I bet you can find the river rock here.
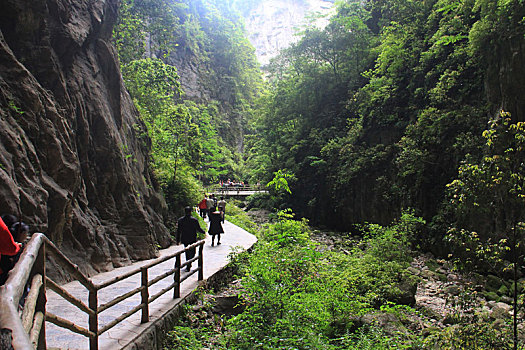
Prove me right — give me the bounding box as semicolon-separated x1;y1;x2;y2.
443;284;462;296
212;295;245;316
393;279;418;306
360;312;408;336
489;302;512;319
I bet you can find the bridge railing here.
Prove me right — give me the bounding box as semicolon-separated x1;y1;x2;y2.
0;234;205;350
206;185;267;193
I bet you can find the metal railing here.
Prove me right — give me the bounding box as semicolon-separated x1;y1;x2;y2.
206;185;268;194
0;234;205;350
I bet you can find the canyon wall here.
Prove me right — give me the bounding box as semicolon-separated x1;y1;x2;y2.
243;0;334;66
0;0;171;279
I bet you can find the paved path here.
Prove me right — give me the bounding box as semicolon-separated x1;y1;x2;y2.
45;220;257;350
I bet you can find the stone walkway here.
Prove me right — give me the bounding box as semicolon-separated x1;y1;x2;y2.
45;220;257;350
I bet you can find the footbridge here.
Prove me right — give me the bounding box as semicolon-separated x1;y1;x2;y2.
207;186;268;198
0;220;257;349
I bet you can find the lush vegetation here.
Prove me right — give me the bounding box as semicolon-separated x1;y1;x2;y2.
113;0;262;212
111;0;525;347
164;209;518;349
239;1;525;344
246;0;525;236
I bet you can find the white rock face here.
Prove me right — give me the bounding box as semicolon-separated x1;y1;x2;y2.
243;0;335;66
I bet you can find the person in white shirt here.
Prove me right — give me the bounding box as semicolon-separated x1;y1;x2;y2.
217;197;226;223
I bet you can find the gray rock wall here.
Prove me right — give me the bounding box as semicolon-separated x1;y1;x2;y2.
243;0;334;66
0;0;171;280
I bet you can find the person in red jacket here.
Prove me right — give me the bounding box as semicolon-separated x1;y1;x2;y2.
198;195;208;219
0;216;21;284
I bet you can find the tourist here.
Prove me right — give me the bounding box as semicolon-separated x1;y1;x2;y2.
175;207;204;272
217;196;227;223
208;207;224;246
205;194;215;220
198;195;208;219
0;215;26;285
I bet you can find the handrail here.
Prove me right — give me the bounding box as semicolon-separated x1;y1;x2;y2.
0;233;46;350
0;233;206;349
207;186;268;194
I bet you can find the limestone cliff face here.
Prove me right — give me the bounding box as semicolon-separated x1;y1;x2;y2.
243;0;334;66
0;0;171;280
485;36;525;122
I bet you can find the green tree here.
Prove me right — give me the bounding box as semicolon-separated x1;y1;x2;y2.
266;169;294;195
114;0;264;208
447;111;525;349
113;0;182;65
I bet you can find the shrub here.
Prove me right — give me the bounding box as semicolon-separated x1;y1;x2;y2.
225;204;259;235
165;209;427;349
223;210;423;348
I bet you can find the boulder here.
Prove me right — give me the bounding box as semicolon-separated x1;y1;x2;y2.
443;284;462;296
490;302;512;320
211;295;245;317
359;312;408;336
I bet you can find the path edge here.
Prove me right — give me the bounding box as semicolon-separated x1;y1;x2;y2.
121;245;253;350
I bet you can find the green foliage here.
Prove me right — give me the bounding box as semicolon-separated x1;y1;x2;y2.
165;209;453;348
173;0;263;159
425;319;515;349
336;212;421;307
226;214;355;348
163;302;228;350
164;166;202;211
342;325;421;350
266;169;294;195
447;112;525;269
113;0;146;65
244;0;505;234
121;58;204;207
8;100;25;116
446;111;525;348
468;0;525;64
114;0;263;209
122;58;181;118
220;211;423;348
224;204;259;235
113;0;182;65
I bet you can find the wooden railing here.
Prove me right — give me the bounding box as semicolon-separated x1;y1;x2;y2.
0;234;205;350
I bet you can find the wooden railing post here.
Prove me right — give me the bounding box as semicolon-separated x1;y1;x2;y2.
37;241;47;350
140;267;149;323
198;243;204;281
173;255;181;299
89;289;98;350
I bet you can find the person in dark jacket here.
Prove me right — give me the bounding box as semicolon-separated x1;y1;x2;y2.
208;207;224;246
176;207;204;271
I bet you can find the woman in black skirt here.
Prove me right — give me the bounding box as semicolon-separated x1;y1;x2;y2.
208;207;224;246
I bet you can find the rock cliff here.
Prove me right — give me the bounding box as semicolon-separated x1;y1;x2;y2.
0;0;171;280
243;0;334;66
